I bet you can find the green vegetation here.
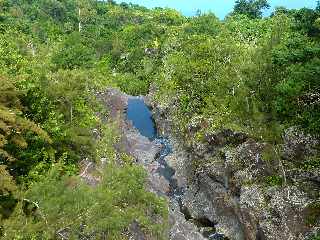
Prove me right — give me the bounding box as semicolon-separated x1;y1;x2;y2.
152;5;320;141
265;175;283;187
0;0;319;238
302;155;320;170
2;163;167;239
310;233;320;240
0;1;170;238
233;0;270;19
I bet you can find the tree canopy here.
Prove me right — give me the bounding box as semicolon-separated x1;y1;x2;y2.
233;0;270;18
0;0;319;239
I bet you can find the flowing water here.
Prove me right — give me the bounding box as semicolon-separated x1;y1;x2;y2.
126;97;181;196
126;97;225;240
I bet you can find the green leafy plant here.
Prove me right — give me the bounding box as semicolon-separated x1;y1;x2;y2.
2;163;168;239
265;175;283;187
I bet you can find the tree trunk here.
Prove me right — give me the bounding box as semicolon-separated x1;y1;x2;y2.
70;104;73;123
78;8;82;32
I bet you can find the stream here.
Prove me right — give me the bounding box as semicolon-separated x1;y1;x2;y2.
126;98;182;197
126;97;226;240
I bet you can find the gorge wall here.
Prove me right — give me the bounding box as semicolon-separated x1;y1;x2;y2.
146;89;320;240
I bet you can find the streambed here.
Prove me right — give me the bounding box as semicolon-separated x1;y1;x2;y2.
127;97;180;196
126;97;225;240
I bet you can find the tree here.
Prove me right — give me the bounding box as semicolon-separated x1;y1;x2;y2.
292;8;320;37
76;0;97;32
2;163;168;239
0;165;17;221
42;70;99;162
185;12;221;36
0;76;51;163
272;6;288;16
233;0;270;19
51;32;95;69
107;0;116;5
0;76;52;222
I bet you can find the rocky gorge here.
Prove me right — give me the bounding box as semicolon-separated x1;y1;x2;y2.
96;88;320;240
98;89;211;240
146;88;320;240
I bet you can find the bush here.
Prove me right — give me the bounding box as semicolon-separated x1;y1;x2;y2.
116;73;150;96
265;175;283;186
2;163;168;239
52;33;96;69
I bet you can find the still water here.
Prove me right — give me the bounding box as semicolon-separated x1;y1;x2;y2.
126;98;179;196
126;98;224;240
126;98;156;140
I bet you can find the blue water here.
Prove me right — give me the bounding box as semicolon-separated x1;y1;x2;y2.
126;98;224;238
126;98;182;196
127;98;157;140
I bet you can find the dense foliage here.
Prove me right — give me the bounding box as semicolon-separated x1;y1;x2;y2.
3;163;167;239
152;5;320;141
0;0;171;238
233;0;270;19
0;0;319;239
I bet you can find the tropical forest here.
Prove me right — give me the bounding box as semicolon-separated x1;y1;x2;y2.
0;0;319;239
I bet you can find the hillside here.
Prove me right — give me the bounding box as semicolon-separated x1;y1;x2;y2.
0;0;319;239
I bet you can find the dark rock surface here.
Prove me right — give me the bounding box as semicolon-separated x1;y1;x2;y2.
99;89;209;240
87;88;320;240
147;88;320;240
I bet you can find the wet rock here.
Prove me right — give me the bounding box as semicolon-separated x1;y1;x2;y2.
125;127;161;165
102;89;214;239
164;151;189;188
149;172;170;195
124;113;171;195
208;233;227;240
200;227;215;236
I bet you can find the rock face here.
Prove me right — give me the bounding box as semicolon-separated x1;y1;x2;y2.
147;90;320;240
126;124;170;195
169;200;207;240
99;89;211;240
283;127;319;161
98;89;169;195
96;89;320;240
